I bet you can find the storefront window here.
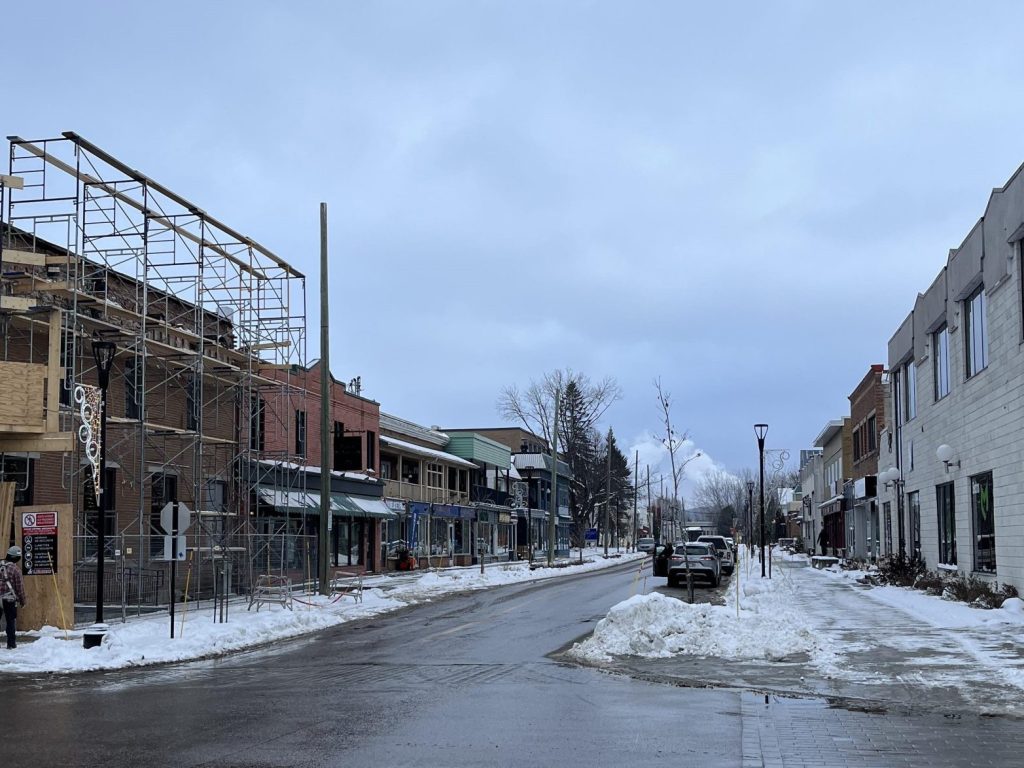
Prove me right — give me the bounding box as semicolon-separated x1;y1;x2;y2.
971;472;995;573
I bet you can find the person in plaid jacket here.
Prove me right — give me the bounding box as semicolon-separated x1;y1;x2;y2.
1;546;27;649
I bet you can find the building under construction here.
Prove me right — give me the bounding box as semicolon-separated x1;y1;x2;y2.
0;132;308;616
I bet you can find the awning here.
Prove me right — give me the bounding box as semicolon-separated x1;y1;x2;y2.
257;486;395;519
379;435;476;468
257;486;317;513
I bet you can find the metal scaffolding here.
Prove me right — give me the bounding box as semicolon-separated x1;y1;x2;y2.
1;132;308;615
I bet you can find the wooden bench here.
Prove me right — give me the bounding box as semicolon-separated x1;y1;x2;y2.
332;570;364;603
247;574;293;611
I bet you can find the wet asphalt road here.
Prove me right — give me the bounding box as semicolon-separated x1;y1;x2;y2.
7;559;1024;767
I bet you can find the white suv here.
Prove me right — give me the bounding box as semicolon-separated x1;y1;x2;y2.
696;535;734;575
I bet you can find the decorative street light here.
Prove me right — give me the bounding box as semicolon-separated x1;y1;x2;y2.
746;480;755;555
754;423;768;579
86;339;116;648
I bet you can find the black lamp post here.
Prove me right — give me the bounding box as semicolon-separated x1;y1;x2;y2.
525;467;534;564
754;424;768;579
746;480;754;555
85;339;116;649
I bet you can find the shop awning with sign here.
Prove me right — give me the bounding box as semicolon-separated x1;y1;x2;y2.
257;486;396;519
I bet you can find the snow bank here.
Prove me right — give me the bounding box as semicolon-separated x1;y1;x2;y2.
567;566;824;664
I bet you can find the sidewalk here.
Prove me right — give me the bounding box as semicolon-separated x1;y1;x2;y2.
569;548;1024;717
1;549;645;676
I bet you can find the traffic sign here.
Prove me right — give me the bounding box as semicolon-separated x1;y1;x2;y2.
162;534;187;562
159;501;191;535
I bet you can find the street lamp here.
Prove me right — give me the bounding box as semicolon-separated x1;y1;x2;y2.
746;480;754;555
524;467;534;564
754;423;768;578
85;339;116;649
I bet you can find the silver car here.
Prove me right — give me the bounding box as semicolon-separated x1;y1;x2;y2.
697;534;735;575
668;542;721;588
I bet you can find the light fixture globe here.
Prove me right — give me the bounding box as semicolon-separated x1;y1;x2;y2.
936;444;955;463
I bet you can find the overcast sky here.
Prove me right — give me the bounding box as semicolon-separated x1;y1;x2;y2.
6;1;1024;501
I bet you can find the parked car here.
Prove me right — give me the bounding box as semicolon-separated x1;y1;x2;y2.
697;535;735;575
668;542;721;587
637;537;656;553
725;537;736;552
776;537;797;552
653;542;686;576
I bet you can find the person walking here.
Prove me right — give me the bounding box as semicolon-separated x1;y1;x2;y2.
1;546;27;650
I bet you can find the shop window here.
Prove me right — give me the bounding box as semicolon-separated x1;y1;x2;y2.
936;482;956;566
971;472;995;573
907;490;921;561
965;286;988;377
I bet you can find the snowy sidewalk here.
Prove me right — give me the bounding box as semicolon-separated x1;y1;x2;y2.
568;549;1024;716
1;550;646;676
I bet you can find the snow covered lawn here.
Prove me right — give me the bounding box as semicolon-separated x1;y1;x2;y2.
1;551;645;676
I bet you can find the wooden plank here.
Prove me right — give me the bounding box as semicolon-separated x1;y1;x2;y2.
46;309;62;433
0;296;35;310
0;361;45;429
0;249;46;267
0;434;74;452
0;174;24;189
14;504;74;631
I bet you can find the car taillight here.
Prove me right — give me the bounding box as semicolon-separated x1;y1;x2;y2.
700;556;715;561
671;556;684;562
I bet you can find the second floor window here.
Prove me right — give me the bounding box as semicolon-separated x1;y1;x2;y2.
903;362;917;422
295;410;307;457
933;324;950;399
965;286;988;377
426;462;444;489
125;356;141;420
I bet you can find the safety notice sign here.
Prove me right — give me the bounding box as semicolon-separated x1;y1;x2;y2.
22;510;58;575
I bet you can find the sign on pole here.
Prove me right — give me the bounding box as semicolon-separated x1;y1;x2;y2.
163;534;187;562
159;501;191;537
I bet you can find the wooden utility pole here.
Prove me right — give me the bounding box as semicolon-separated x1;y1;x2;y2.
318;203;331;596
632;451;639;551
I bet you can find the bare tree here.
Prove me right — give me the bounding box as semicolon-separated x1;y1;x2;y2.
498;369;623;546
654;377;701;602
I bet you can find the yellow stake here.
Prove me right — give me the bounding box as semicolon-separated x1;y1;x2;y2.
46;552;69;640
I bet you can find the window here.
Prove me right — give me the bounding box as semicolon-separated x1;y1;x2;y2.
125;356;141;420
883;501;893;554
185;375;199;432
59;330;73;406
936;482;956;566
853;427;862;462
933;325;950;399
971;472;995;573
426;463;444;489
893;371;902;428
964;286;988;377
295;410;307;457
0;457;33;506
401;459;420;485
333;422;344;471
379;454;396;480
249;397;265;451
907;490;921;561
867;415;876;452
366;430;376;472
903;362;917;421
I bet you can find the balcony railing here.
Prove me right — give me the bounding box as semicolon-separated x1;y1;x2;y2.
383;479;469;505
470;485;511;507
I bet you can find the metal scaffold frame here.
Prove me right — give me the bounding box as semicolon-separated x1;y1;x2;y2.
1;132;308;616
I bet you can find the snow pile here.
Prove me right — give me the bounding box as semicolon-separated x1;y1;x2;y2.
567;569;821;664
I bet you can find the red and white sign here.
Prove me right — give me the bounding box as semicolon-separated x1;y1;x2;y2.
22;511;57;534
